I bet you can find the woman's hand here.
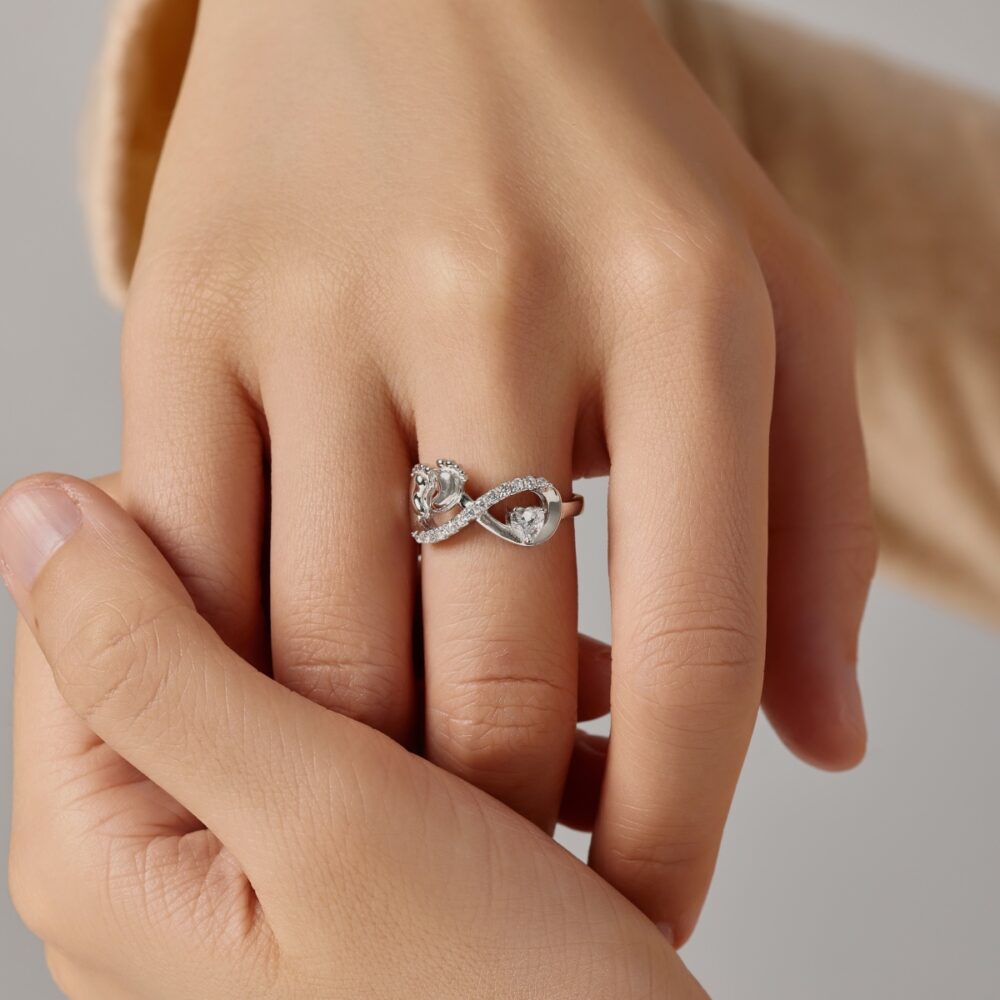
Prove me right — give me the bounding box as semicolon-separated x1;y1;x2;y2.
3;474;705;999
121;0;876;941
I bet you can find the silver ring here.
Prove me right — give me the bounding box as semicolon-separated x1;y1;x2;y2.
410;459;584;547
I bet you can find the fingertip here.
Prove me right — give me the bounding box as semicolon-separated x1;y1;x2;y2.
655;922;675;946
777;725;867;772
589;817;717;953
661;887;709;949
577;634;612;722
89;471;124;506
651;900;704;950
558;730;608;831
0;475;85;605
765;670;868;772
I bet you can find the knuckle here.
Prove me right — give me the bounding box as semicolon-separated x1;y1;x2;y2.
403;222;582;387
276;605;408;729
429;636;574;777
604;211;759;307
431;697;564;782
406;215;534;312
125;252;255;352
621;570;764;720
604;833;706;882
598;807;715;889
604;225;775;385
122;230;275;384
684;258;774;357
53;595;192;728
128;836;254;943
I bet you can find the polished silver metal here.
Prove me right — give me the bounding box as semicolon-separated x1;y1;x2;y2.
411;458;583;547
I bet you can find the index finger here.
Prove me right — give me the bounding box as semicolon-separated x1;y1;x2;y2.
589;273;773;944
0;474;345;891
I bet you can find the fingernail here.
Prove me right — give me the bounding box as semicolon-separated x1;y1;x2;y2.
656;922;675;946
0;483;82;591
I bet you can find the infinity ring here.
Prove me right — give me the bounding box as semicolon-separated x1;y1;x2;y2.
410;459;584;547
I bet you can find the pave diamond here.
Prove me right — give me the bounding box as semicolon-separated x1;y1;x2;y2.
412;475;551;544
507;506;546;544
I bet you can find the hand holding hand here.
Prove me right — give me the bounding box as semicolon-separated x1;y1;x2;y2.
3;475;706;999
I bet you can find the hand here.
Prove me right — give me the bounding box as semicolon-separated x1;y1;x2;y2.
2;474;706;999
120;0;876;941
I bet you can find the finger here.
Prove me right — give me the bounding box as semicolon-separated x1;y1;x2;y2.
15;594;259;974
577;634;611;722
265;364;415;741
8;473;207;957
121;310;265;663
553;636;613;832
762;244;877;769
590;269;774;944
558;731;608;832
418;391;579;831
12;582;199;846
0;474;343;887
11;473;197;850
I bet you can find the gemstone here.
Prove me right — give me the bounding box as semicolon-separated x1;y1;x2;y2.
508;505;546;544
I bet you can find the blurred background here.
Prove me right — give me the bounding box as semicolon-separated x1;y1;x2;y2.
2;2;998;997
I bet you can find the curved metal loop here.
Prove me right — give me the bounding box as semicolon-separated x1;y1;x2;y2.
410;459;580;547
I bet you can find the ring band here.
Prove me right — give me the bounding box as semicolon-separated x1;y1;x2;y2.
411;459;584;547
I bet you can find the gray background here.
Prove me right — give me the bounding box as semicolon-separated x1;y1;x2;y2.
1;2;998;997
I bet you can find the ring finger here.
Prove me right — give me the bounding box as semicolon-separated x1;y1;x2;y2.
417;383;580;831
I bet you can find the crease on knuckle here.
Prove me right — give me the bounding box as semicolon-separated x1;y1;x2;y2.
601;805;715;880
431;697;564;776
620;569;764;718
53;597;192;729
429;636;574;773
121;834;261;946
603;836;706;882
276;604;405;719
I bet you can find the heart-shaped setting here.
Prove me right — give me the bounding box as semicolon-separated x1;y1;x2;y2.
507;505;547;544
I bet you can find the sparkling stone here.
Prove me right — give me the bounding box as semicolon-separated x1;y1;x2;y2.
508;505;546;544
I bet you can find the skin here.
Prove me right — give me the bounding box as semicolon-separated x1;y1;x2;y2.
3;475;707;999
118;0;876;943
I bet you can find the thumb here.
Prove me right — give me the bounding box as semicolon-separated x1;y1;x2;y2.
0;474;339;874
